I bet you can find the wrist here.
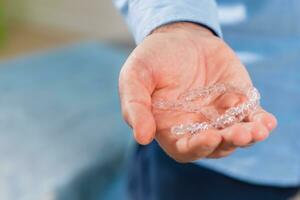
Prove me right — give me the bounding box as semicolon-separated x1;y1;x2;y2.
151;22;215;37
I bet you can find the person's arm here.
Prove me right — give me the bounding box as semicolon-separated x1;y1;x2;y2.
113;0;222;43
114;1;277;162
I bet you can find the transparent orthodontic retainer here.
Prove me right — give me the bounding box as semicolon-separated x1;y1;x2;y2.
153;83;260;135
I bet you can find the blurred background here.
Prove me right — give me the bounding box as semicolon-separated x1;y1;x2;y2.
0;0;133;59
0;1;134;200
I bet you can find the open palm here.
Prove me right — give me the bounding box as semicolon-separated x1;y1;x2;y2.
119;23;277;162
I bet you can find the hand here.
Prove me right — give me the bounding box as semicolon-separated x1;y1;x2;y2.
119;22;277;162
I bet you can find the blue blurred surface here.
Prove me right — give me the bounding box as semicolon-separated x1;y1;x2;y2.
0;42;131;200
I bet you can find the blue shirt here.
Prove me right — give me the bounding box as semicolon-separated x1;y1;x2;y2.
114;0;300;187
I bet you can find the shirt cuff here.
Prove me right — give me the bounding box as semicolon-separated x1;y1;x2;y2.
126;0;222;44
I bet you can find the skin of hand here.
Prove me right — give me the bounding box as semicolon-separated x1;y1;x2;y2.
119;22;277;163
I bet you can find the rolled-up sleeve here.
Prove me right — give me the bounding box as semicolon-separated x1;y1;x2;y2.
113;0;222;44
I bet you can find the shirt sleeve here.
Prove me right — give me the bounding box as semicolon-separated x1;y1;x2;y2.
113;0;222;44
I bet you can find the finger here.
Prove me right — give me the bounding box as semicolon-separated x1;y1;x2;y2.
175;130;222;162
219;121;269;148
245;108;277;132
208;121;269;157
119;58;156;145
248;121;270;142
220;123;252;147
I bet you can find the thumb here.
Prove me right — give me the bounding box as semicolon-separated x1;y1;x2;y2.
119;58;156;145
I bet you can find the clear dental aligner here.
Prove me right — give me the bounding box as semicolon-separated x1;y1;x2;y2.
153;83;227;119
152;83;260;135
